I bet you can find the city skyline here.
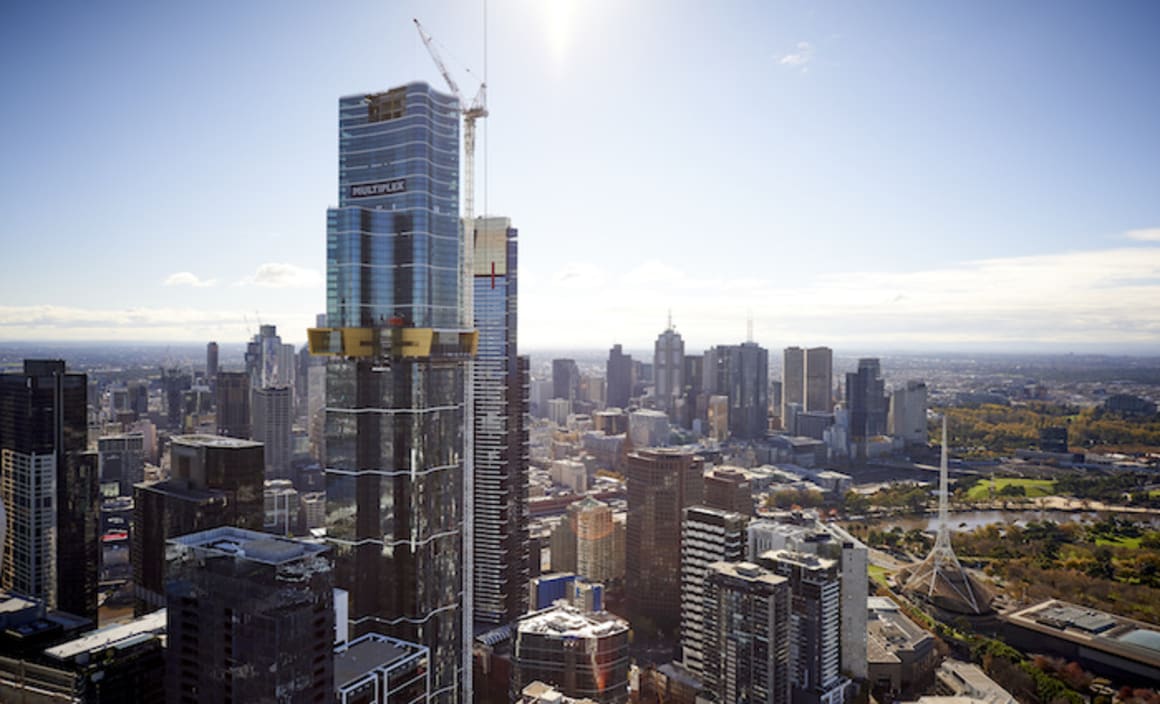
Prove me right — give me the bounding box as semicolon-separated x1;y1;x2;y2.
2;1;1160;352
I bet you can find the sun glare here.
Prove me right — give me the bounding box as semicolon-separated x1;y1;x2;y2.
544;0;576;67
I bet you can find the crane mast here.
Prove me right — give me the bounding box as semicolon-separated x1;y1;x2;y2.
413;18;488;323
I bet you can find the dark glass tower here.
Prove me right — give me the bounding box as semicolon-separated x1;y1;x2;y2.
314;82;469;702
0;360;98;622
704;342;769;440
472;216;529;626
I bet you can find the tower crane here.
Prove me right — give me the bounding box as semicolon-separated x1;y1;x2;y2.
414;18;487;327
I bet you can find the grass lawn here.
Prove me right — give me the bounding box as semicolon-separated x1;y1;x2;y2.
966;477;1056;501
1094;535;1142;549
868;564;892;588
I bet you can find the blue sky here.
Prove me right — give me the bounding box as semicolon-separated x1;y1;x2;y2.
2;1;1159;352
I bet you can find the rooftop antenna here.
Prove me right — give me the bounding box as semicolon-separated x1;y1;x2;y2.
667;309;673;332
746;310;754;343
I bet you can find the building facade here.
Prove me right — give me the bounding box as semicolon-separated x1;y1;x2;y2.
680;506;749;678
704;342;769;440
214;370;251;439
315;82;469;702
888;380;928;445
252;385;292;480
0;360;98;621
782;347;804;421
847;359;887;454
804;347;833;413
165;527;334;704
472;216;529;627
626;449;705;637
513;604;630;704
702;561;791;704
606;345;633;410
654;323;685;421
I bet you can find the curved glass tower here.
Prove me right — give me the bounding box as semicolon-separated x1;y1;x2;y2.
317;82;469;702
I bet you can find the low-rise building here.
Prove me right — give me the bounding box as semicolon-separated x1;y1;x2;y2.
866;596;937;697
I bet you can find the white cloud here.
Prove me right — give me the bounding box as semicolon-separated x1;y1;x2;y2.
240;263;323;289
0;304;312;343
519;238;1160;350
163;271;216;288
1126;228;1160;242
779;41;813;68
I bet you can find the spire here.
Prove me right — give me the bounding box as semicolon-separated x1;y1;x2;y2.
902;414;987;613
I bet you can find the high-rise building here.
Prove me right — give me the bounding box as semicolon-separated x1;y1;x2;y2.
252;385;292;480
214;370;251;439
760;550;844;704
704;342;769;440
703;467;754;516
839;540;869;680
132;434;264;612
702;561;791;704
311;82;469;702
552;359;581;404
846;358;887;451
626;449;704;637
160;367;192;431
680;506;749;678
165;526;334;704
572;496;616;583
782;347;804;421
606;346;633;410
804;347;833;413
654;321;685;420
205;341;219;381
0;360;98;621
98;432;145;497
888;380;928;445
472;215;529;627
513;603;630;704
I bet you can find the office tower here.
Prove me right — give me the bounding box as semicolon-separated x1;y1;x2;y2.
98;432;145;497
0;360;98;621
160;367;192;431
702;562;791;704
165;527;334;704
214;370;251;438
680;506;749;678
132;434;264;611
683;353;704;427
839;541;868;680
761;550;844;704
704;342;769;440
626;448;704;637
888;380;928;445
312;81;469;702
126;381;149;419
264;478;299;535
245;324;294;389
606;345;633;409
782;347;804;420
804;347;833;413
706;394;729;441
846;358;887;450
472;215;530;627
552;359;581;404
252;385;292;479
205;341;219;381
572;496;616;583
335;632;432;703
654;321;684;420
704;467;754;515
513;603;631;704
629;408;670;448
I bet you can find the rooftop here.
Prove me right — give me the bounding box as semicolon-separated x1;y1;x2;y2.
334;632;425;687
168;526;328;565
44;609;167;661
517;603;628;640
171;434;262;449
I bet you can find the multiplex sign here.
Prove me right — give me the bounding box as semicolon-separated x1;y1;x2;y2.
349;178;407;199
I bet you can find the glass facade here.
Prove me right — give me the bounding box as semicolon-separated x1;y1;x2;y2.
323;82;467;703
471;217;529;625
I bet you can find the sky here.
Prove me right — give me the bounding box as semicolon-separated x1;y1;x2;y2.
2;1;1159;354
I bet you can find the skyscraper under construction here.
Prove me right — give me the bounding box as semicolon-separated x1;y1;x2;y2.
310;81;472;702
